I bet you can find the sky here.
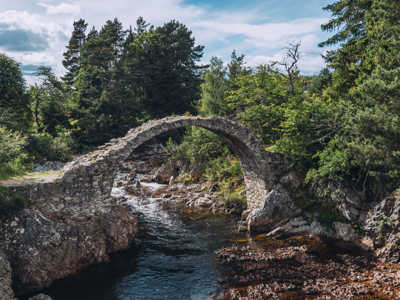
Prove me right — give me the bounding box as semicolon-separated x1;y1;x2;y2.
0;0;334;85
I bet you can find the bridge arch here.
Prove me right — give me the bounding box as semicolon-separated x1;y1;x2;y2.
61;116;282;210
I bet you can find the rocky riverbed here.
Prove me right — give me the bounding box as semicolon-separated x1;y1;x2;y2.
215;235;400;299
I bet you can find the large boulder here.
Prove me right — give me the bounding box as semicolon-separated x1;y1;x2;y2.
247;185;301;233
364;189;400;258
0;250;16;300
2;206;137;296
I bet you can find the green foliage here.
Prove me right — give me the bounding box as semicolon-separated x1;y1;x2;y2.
0;127;28;179
307;68;332;96
0;53;31;131
123;20;205;118
310;0;400;197
170;124;245;206
225;65;288;144
29;66;69;136
204;156;243;185
174;127;229;164
204;156;246;210
198;57;228;116
62;19;88;86
319;0;373;96
62;17;205;148
26;131;73;163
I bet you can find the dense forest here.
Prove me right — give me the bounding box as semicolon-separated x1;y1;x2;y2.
1;0;400;209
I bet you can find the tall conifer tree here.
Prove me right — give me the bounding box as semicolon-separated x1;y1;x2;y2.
62;19;88;86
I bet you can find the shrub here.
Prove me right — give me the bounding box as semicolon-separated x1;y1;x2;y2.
26;130;73;163
0;126;28;179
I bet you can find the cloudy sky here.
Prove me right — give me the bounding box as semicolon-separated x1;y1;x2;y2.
0;0;333;84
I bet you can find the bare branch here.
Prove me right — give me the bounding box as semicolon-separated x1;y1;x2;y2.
274;42;301;96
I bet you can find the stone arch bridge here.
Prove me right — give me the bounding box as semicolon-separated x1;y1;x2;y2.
4;116;289;212
61;116;288;210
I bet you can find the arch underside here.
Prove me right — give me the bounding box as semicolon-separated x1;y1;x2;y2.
61;116;272;210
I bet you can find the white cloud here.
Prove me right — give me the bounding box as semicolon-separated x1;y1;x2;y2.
0;0;329;84
0;9;73;80
38;2;80;15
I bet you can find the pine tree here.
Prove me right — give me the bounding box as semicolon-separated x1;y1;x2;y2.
227;50;248;84
124;20;205;118
199;57;228;116
62;19;88;86
310;0;400;197
134;16;149;35
30;66;68;136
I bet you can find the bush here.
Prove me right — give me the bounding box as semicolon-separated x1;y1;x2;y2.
0;126;28;179
174;127;229;164
26;130;73;163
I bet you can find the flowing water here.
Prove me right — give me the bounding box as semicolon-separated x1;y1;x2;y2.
44;177;243;300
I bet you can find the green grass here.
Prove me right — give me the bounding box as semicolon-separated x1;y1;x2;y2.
0;160;30;180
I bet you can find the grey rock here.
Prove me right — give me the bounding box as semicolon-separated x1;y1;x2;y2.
364;190;400;251
266;218;334;238
195;197;214;208
2;206;138;296
32;161;64;173
328;185;364;222
153;161;179;184
280;171;303;190
333;222;358;242
377;231;400;263
0;250;16;300
29;294;53;300
247;185;301;233
309;220;334;237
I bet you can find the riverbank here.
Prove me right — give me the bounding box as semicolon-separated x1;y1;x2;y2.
215;235;400;299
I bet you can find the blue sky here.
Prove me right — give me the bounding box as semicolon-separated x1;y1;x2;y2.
0;0;334;84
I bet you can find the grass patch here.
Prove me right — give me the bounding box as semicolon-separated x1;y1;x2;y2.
0;160;30;180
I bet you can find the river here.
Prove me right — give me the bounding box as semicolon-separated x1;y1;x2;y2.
43;179;244;300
